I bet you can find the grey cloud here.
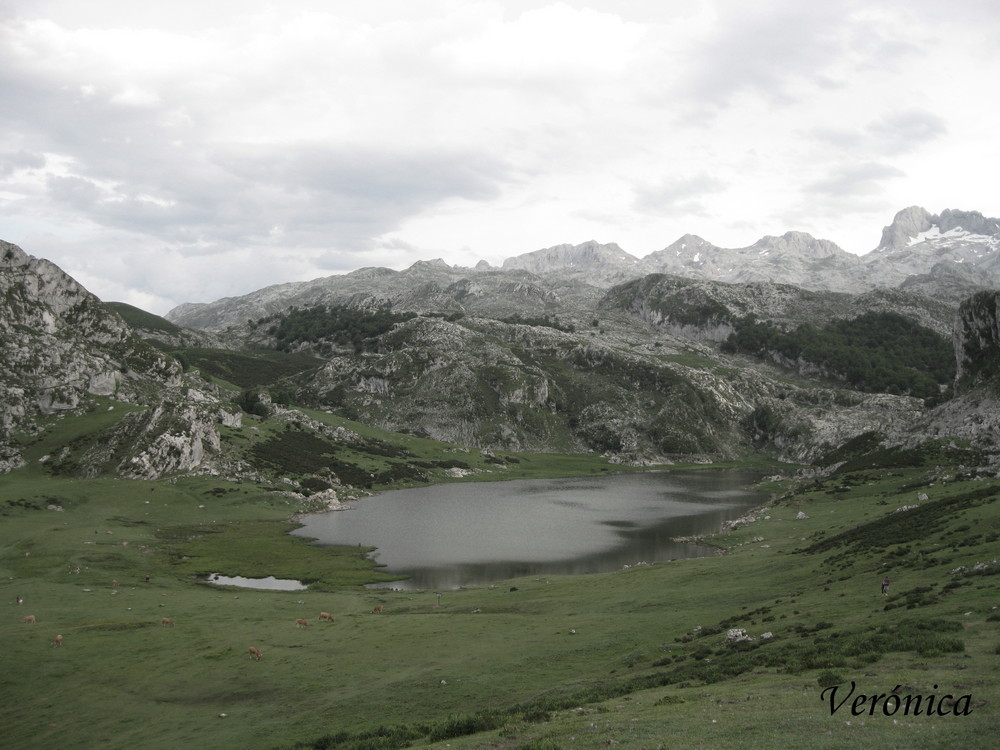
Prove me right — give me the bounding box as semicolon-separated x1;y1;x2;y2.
208;143;508;248
36;141;508;256
0;150;46;176
675;1;862;108
867;110;947;154
632;173;726;216
812;109;947;157
806;162;905;197
217;144;503;204
3;39;509;253
878;0;1000;23
46;174;102;207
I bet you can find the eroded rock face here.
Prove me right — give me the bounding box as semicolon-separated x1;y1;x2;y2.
77;402;237;480
0;241;183;469
954;290;1000;391
877;206;936;251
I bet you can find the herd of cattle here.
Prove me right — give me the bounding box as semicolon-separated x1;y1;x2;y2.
16;584;387;659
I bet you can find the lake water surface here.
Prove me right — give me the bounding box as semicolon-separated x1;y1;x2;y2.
292;469;766;590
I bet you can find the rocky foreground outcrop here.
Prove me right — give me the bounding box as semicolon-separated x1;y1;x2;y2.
0;241;185;471
72;401;240;480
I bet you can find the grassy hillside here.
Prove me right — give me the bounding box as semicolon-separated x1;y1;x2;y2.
2;422;998;748
105;301;185;335
171;347;324;389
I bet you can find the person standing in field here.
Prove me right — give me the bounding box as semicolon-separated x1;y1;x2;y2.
881;577;891;595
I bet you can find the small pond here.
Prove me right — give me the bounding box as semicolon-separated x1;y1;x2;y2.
206;573;308;591
292;469;766;590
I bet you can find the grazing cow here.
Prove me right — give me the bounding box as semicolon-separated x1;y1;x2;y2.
319;612;335;622
16;595;23;605
371;605;384;614
22;614;36;624
248;646;262;661
161;617;174;626
295;618;309;628
112;579;119;589
52;634;63;647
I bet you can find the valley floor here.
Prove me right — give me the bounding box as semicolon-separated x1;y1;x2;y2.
2;454;998;749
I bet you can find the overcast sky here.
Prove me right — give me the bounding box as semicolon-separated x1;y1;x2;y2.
2;1;999;315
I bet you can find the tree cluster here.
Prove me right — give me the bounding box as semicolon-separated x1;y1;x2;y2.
721;311;955;401
266;305;417;353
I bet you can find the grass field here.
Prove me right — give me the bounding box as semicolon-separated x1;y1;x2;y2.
3;443;999;748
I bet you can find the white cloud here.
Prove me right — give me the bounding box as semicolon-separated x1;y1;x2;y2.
1;0;999;312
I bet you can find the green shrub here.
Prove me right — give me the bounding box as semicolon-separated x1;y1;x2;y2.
817;670;845;688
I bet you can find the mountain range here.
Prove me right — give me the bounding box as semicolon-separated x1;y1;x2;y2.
166;206;1000;332
3;206;1000;488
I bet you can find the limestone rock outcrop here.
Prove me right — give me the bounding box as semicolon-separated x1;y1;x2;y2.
0;240;183;470
954;290;1000;391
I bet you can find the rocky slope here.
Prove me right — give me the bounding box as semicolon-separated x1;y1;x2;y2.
0;241;241;477
881;291;1000;458
168;261;605;333
953;290;1000;392
281;310;927;464
599;274;957;340
0;241;182;470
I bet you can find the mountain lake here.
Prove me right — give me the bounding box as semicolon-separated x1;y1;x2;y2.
291;469;768;590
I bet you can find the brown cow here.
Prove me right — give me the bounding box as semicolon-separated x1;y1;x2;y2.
52;634;63;647
161;617;174;627
112;579;119;589
295;618;309;628
248;646;262;661
22;614;36;624
319;612;335;622
371;605;384;614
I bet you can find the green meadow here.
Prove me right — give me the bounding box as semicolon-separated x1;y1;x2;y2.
3;417;999;748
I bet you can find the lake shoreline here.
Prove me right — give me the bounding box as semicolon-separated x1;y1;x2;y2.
291;465;774;590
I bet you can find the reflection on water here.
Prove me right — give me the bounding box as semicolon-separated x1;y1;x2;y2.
292;469;766;590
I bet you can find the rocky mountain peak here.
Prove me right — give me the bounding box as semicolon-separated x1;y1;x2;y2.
659;234;718;257
864;207;1000;297
749;231;850;259
501;240;638;273
498;240;640;288
160;204;1000;330
409;258;453;271
938;208;1000;237
877;206;935;251
876;206;1000;253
